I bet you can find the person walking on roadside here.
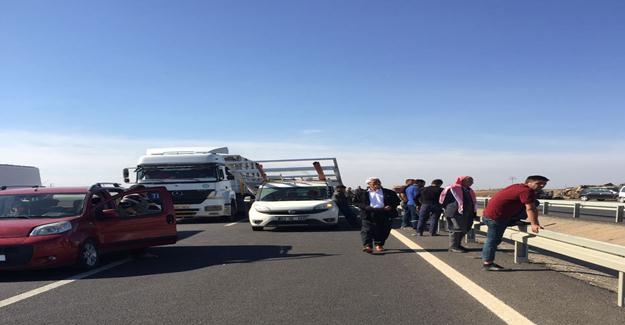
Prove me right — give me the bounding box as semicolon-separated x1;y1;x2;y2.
413;179;427;215
346;187;355;203
440;176;477;253
481;175;549;271
415;179;444;236
401;179;417;229
358;177;401;253
333;184;359;228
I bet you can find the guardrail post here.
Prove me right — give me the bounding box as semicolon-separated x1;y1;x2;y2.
619;272;624;307
465;229;476;243
616;206;624;223
483;198;489;208
573;203;581;219
514;239;529;263
438;215;446;233
542;202;549;215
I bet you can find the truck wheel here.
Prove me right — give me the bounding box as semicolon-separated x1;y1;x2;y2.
252;226;263;231
229;200;238;221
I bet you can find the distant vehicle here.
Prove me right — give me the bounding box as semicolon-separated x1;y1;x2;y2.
578;188;618;201
0;164;42;189
536;189;553;199
123;147;263;220
0;183;176;270
618;186;625;203
248;158;342;231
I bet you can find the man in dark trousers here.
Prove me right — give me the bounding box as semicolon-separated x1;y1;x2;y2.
333;184;359;228
357;177;401;253
415;179;444;236
481;175;549;271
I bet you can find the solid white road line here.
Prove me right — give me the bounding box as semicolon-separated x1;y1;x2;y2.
224;222;239;227
390;230;536;325
0;258;131;309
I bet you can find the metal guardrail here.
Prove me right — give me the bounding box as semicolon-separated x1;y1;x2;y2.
477;197;625;223
471;222;625;307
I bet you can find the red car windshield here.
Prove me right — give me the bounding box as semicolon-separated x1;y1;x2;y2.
0;193;86;218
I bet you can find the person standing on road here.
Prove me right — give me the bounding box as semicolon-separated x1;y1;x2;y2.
358;177;401;253
401;179;417;229
415;179;444;236
440;176;477;253
333;184;359;228
481;175;549;271
413;179;427;220
346;187;355;202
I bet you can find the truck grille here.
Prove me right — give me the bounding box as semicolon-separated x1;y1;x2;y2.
169;190;213;205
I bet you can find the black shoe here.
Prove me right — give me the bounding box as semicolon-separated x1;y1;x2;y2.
482;263;505;271
449;246;468;253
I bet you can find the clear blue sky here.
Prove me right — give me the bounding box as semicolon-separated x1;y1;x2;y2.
2;1;624;189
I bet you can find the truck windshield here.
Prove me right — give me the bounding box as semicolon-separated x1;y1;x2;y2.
257;186;329;201
0;193;86;218
138;165;218;181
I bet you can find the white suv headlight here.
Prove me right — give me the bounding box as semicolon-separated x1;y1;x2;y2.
254;205;271;212
313;202;334;211
30;221;72;236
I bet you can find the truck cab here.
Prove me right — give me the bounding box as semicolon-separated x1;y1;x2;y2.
123;147;262;221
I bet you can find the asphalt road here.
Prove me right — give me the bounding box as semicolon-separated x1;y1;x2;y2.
1;218;625;324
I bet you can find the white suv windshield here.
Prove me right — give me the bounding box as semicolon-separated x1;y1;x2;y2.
257;186;329;201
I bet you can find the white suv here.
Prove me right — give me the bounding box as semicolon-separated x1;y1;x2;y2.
248;181;339;231
619;186;625;203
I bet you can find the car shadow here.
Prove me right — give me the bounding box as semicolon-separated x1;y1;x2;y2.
93;245;336;278
176;230;204;241
176;217;240;224
1;245;335;281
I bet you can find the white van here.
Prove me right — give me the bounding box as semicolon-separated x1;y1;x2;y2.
0;164;42;189
248;180;339;231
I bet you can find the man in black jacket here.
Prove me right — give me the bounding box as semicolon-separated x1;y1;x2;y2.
415;179;444;236
357;177;401;253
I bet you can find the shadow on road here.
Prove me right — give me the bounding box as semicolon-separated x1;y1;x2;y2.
1;245;334;281
96;244;336;278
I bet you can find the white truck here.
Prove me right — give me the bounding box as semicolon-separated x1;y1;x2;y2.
123;147;263;220
0;164;42;189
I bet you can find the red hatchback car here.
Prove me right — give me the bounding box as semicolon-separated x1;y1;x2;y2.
0;183;177;270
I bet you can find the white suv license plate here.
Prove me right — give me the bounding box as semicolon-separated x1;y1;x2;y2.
0;254;6;262
277;216;306;221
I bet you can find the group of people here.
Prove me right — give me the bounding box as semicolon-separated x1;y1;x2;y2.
333;174;550;271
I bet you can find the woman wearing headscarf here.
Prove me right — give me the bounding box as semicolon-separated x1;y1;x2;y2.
439;176;477;253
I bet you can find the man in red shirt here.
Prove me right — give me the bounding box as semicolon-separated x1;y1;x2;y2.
481;175;549;271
